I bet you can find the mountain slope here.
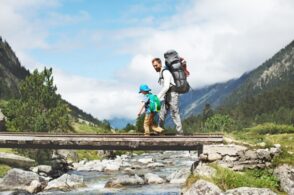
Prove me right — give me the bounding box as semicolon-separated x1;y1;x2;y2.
223;40;294;107
0;37;106;127
0;37;30;99
178;40;294;121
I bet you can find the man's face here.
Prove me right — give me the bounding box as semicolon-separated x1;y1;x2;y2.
152;61;162;72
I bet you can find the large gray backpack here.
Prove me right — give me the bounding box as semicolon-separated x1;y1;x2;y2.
162;50;190;94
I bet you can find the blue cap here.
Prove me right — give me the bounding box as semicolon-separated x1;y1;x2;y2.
139;84;151;93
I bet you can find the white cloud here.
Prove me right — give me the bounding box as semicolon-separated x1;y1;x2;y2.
0;0;89;67
118;0;294;87
53;69;141;120
1;0;294;121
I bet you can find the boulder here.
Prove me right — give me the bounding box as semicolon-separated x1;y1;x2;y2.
183;179;223;195
105;174;144;188
30;165;52;175
167;168;190;184
0;153;35;169
104;162;120;171
0;168;45;193
26;180;44;193
193;164;216;178
54;150;78;162
147;162;165;168
244;150;258;160
44;174;85;191
138;158;153;164
203;144;247;157
207;153;222;162
224;187;277;195
274;164;294;195
102;159;121;171
256;149;271;161
50;156;71;178
75;160;104;171
123;167;135;175
144;173;165;184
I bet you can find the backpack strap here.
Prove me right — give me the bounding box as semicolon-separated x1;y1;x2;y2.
158;68;176;90
158;68;170;84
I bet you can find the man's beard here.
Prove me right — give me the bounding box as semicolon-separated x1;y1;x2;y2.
155;67;161;72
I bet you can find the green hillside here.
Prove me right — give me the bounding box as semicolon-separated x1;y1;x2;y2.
0;36;110;132
183;40;294;132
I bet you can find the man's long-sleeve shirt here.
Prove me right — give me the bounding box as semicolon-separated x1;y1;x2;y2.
157;69;175;101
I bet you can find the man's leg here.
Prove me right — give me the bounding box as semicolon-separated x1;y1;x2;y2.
169;92;183;134
158;98;169;129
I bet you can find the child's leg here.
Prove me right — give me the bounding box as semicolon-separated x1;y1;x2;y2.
151;112;164;133
143;114;151;135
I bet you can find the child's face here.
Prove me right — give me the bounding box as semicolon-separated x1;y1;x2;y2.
141;91;148;95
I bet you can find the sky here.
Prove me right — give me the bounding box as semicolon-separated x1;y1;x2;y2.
1;0;294;121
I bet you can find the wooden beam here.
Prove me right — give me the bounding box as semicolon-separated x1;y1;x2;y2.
0;133;223;151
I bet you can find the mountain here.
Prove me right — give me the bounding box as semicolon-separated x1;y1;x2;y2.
176;40;294;122
0;36;106;127
109;117;135;129
0;37;30;99
223;40;294;107
179;73;250;118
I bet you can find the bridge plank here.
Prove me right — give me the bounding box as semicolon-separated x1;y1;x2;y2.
0;134;223;150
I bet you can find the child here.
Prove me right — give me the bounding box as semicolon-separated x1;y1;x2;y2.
137;84;164;136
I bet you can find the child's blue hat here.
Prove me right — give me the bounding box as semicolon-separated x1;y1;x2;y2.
139;84;151;93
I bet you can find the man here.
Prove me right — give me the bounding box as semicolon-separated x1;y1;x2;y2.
152;58;183;135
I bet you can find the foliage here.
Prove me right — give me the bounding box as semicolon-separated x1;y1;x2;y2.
3;68;71;133
186;165;281;193
245;123;294;135
202;103;213;123
0;164;10;177
272;149;294;166
136;114;145;133
183;114;203;133
210;164;279;192
122;123;136;131
204;114;235;132
222;80;294;128
73;122;111;134
2;68;71;164
76;150;102;161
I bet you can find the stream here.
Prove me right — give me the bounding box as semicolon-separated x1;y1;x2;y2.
40;151;198;195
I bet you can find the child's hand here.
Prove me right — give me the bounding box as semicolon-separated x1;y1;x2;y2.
137;113;141;117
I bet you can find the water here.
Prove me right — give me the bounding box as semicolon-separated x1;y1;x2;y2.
39;151;198;195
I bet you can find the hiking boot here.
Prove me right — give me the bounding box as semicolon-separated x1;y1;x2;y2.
152;126;164;133
175;131;184;136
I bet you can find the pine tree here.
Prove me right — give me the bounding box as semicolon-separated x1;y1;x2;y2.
3;68;71;163
4;68;71;132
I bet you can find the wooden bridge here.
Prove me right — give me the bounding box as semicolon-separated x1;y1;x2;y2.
0;133;223;155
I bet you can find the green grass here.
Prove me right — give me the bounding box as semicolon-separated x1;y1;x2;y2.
245;123;294;135
0;148;15;153
211;165;279;191
186;164;284;194
0;164;11;177
76;150;102;161
72;122;111;134
0;99;8;108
